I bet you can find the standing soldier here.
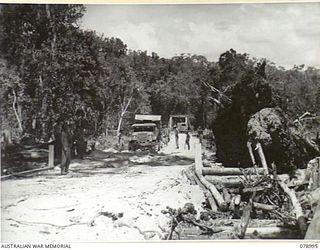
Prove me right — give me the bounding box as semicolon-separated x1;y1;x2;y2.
166;125;170;143
174;126;179;149
60;123;71;175
163;125;169;145
185;131;190;150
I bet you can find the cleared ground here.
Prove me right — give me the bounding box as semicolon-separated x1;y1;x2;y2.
1;133;205;242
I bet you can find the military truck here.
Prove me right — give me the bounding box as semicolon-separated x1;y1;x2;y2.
168;115;192;132
128;115;161;151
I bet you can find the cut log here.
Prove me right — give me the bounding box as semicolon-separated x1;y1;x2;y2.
174;219;299;240
212;219;285;227
278;180;307;235
305;203;320;239
205;175;261;188
203;167;265;176
1;164;59;180
242;185;272;194
205;191;218;212
176;226;300;240
203;161;252;169
252;202;277;211
202;160;214;168
194;142;227;211
221;187;231;204
193;171;218;211
244;227;301;239
234;195;241;206
184;169;197;185
229;194;241;217
237;196;254;239
307;157;320;190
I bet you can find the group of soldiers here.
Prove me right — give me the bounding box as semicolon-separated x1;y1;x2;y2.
173;127;191;150
156;125;191;150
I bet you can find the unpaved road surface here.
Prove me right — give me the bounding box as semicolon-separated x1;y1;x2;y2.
1;134;205;242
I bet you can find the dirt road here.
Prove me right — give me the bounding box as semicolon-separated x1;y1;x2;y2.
1;133;205;242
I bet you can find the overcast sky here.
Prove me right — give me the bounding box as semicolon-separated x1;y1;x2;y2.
81;3;320;69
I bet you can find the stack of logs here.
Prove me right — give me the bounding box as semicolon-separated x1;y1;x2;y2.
182;138;319;240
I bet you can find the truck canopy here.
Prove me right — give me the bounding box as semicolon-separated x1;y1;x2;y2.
135;115;161;122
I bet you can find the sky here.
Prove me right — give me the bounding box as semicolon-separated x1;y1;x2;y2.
81;3;320;69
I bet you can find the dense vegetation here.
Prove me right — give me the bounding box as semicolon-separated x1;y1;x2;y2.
1;4;320;143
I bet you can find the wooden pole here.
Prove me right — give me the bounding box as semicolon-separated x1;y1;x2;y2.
194;141;227;211
247;141;256;166
48;145;54;168
256;142;269;175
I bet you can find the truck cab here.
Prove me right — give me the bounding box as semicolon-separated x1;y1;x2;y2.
128;123;159;151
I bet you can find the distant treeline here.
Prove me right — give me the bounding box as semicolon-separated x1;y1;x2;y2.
1;4;319;141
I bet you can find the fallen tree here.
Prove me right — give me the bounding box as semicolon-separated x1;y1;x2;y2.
247;108;320;174
212;69;274;167
212;64;319;174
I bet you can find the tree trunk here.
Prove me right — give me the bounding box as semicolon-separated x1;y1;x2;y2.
12;90;23;132
117;115;124;135
39;74;48;138
46;4;56;59
117;95;133;135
